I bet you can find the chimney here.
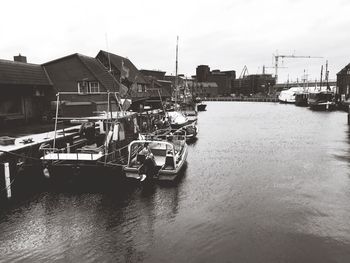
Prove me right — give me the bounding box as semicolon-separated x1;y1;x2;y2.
14;54;27;63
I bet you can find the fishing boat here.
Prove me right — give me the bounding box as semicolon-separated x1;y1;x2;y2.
165;36;198;141
124;131;188;181
308;91;336;111
40;92;139;179
308;61;336;111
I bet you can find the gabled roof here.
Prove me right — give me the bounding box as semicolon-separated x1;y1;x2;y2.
43;53;119;92
77;54;119;91
0;59;52;86
97;50;147;84
337;63;350;75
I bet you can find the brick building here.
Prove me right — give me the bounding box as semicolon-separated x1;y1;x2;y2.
42;53;120;117
195;65;235;96
233;74;276;96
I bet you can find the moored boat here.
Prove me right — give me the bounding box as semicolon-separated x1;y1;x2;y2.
124;132;188;181
197;103;207;111
295;92;309;107
308;91;336;111
166;111;198;142
278;87;304;103
39;92;139;180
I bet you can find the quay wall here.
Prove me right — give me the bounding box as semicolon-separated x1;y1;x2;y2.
204;97;279;102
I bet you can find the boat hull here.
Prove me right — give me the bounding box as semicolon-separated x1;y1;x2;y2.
309;102;336;111
278;99;295;104
42;160;124;180
197;104;207;111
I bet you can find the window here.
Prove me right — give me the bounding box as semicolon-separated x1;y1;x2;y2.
78;81;88;94
77;81;100;94
0;96;23;115
89;82;100;93
137;84;143;93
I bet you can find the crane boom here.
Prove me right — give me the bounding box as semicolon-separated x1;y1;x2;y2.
273;53;323;83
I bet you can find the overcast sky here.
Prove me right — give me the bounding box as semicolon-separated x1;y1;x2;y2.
1;0;349;83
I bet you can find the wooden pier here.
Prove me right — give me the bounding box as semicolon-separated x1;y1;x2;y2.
0;125;81;199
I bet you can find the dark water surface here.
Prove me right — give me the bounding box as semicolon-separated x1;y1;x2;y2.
1;102;350;263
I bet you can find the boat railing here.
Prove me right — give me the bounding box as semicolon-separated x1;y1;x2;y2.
97;144;131;165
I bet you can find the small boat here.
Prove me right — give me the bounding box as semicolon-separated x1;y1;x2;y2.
166;111;198;141
197;103;207;111
278;87;304;103
308;91;336;111
180;102;198;122
124;132;188;181
167;111;190;129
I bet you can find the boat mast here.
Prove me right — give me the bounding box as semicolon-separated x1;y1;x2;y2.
175;36;179;106
320;65;323;91
325;60;329;90
53;93;60;150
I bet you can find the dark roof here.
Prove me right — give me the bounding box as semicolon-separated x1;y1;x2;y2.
77;54;119;91
97;50;147;84
0;59;52;86
43;53;119;92
337;63;350;75
140;69;166;80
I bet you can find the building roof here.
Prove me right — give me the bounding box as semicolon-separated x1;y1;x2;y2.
43;53;119;92
337;63;350;75
0;59;52;86
77;54;119;91
97;50;147;84
140;69;166;80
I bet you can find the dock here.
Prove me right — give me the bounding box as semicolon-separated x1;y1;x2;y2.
204;97;279;102
0;125;81;199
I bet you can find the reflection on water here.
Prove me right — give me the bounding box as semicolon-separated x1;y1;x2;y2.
1;102;350;262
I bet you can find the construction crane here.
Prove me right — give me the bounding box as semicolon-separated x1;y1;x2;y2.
262;65;286;74
273;53;323;83
239;65;249;79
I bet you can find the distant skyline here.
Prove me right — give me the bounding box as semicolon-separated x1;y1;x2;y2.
1;0;350;83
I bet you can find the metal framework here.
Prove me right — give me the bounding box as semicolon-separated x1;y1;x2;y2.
273;53;323;83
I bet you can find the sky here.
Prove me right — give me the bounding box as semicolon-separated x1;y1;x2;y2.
1;0;350;83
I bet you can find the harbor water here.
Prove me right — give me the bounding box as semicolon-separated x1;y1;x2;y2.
1;102;350;262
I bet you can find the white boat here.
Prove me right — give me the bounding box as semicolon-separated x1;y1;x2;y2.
167;111;189;128
166;111;198;141
124;133;188;181
278;87;304;103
